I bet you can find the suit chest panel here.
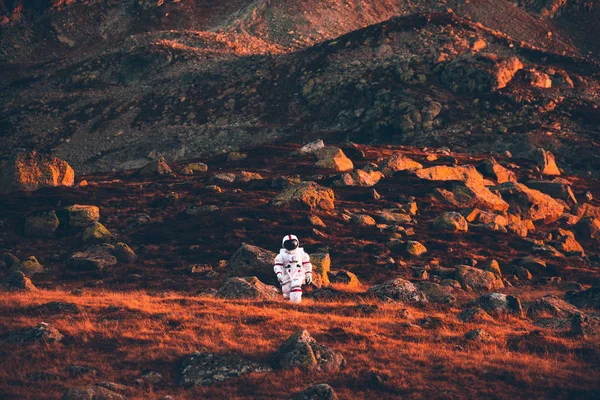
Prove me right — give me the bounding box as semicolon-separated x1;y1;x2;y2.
282;252;303;277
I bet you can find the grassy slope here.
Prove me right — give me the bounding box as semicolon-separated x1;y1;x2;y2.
0;289;599;399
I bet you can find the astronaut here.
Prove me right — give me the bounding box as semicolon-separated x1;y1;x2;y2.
273;234;312;303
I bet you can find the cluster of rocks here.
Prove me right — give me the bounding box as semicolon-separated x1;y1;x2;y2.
179;329;343;399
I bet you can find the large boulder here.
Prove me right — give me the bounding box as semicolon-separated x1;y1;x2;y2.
228;244;277;284
494;182;564;224
416;165;508;212
566;287;600;310
64;205;100;228
67;244;118;272
62;386;127;400
24;210;59;237
217;277;279;300
314;147;353;172
439;53;523;93
273;330;345;372
273;182;335;211
4;322;63;345
474;293;524;317
0;151;75;194
527;295;581;319
0;271;38;292
367;278;427;303
180;352;272;387
139;156;175;177
290;384;339;400
378;153;423;176
456;266;504;291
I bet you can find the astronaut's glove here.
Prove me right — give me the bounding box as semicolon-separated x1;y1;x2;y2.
277;274;284;285
305;272;313;285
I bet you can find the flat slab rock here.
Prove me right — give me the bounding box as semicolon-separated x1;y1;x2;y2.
180;352;272;387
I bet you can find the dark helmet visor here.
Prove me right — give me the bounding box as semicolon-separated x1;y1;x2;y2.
283;239;299;250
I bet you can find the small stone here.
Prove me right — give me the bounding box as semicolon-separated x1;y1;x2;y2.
24;210;59;237
141;371;163;384
458;308;495;323
182;162;208;174
432;212;468;232
227;152;247;162
328;270;361;288
290;383;339;400
309;215;326;228
483;259;502;277
139;156;175;177
314;147;353;172
406;241;427;257
456;265;504;291
297;140;325;154
64;205;100;228
351;214;376;226
213;173;236;183
18;256;44;276
0;271;38;292
465;328;494;342
82;222;112;243
113;243;136;263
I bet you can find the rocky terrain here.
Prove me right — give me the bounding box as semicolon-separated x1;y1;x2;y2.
1;1;600;399
1;141;600;399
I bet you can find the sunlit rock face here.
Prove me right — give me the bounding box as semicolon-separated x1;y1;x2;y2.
0;152;74;194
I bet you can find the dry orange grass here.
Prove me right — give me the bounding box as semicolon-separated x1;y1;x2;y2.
0;289;599;399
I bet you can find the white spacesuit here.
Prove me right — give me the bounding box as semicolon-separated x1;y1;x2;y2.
273;234;312;303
